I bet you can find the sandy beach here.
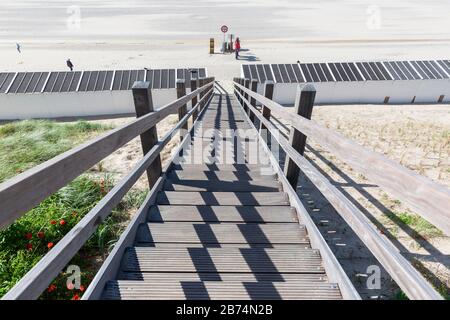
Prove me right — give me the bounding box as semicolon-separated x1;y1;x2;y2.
1;0;450;80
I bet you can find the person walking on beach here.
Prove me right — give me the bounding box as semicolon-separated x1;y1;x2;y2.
16;43;21;53
234;37;241;60
66;58;74;71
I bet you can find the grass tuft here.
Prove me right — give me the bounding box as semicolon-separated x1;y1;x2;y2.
0;120;113;183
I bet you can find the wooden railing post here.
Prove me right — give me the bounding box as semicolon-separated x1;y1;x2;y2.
284;84;316;188
259;80;275;132
176;79;188;142
243;78;250;113
248;79;258;122
206;77;214;102
132;81;162;188
238;78;244;105
190;78;198;122
199;77;205;111
235;79;242;104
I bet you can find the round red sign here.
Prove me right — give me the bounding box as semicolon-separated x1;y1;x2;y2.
221;25;228;33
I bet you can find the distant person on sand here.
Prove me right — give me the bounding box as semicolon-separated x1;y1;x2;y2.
66;59;74;71
16;43;21;53
235;37;241;60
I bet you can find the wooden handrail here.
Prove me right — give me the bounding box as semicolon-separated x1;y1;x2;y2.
0;79;214;230
234;87;443;300
2;84;215;300
234;80;450;236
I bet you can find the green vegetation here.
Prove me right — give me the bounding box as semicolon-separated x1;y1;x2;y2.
0;120;146;299
394;290;408;300
392;211;443;239
0;120;113;183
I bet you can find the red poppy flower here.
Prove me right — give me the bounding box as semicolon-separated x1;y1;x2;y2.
60;220;66;226
50;220;57;225
79;285;85;292
47;284;57;293
37;231;45;239
72;294;80;300
25;233;32;240
47;242;54;249
26;243;33;251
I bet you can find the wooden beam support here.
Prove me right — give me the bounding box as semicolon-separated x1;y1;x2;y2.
248;79;258;122
259;80;274;132
243;79;250;113
190;78;198;122
191;79;198;122
132;81;162;188
199;77;206;111
283;85;316;188
176;79;188;142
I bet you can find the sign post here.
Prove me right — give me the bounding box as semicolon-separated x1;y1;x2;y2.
221;25;228;53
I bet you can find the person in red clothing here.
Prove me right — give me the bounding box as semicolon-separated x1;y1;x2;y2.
234;37;241;59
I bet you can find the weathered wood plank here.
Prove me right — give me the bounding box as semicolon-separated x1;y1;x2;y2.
168;170;276;181
260;81;274;133
148;205;297;223
171;163;262;171
156;191;289;206
176;79;188;141
132;81;162;187
164;179;281;192
122;247;321;273
118;272;325;282
284;84;315;188
190;79;198;122
103;280;341;300
136;222;307;245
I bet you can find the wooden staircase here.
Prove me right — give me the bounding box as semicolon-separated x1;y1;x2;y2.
101;92;342;300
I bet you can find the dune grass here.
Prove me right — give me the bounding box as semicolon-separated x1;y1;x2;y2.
0;120;147;299
0;120;113;183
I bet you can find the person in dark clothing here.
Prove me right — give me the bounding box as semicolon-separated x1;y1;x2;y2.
66;59;74;71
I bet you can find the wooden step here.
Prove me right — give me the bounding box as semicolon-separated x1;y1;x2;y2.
135;243;306;248
168;170;276;181
195;130;257;139
156;191;290;206
121;247;323;273
164;179;281;192
103;280;341;300
171;163;264;171
148;205;297;223
200;117;247;122
135;222;307;245
117;272;326;282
